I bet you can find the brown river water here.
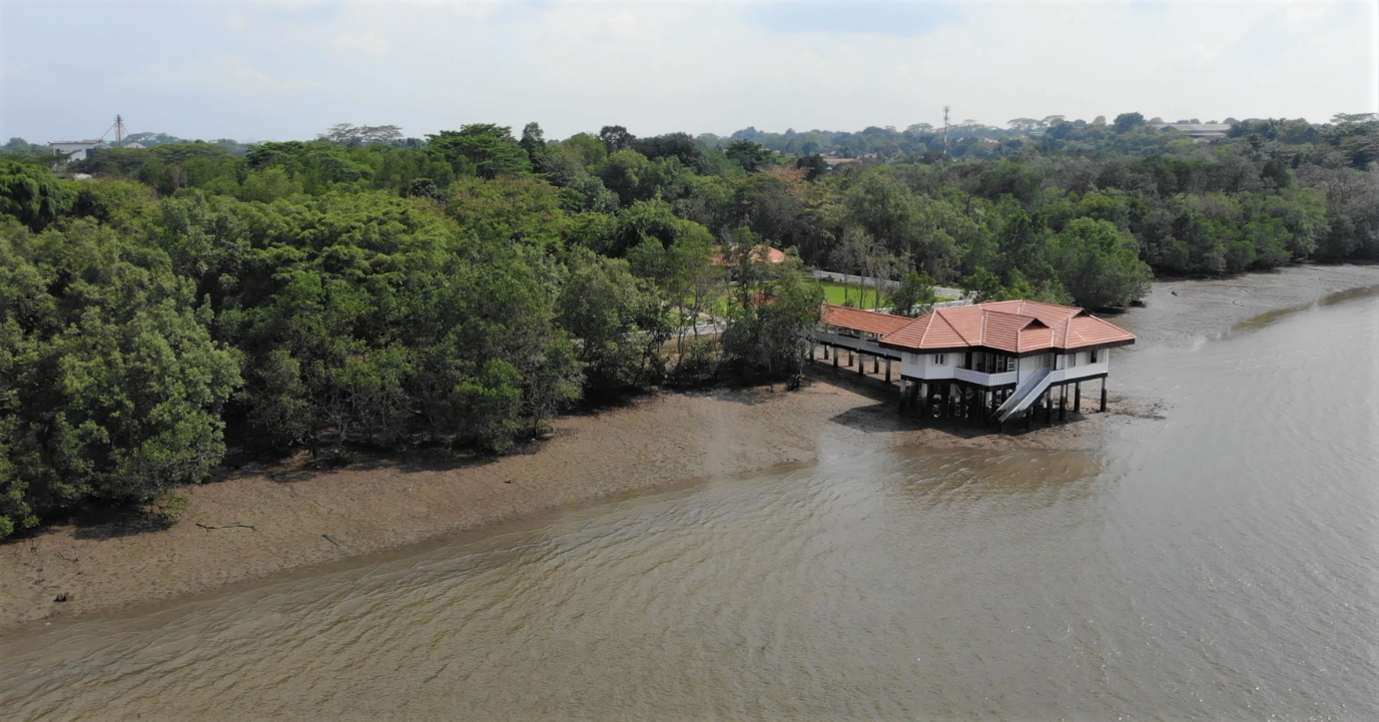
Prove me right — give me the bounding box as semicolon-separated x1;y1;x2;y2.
2;281;1378;721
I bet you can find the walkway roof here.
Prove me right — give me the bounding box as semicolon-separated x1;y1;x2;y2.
820;304;912;336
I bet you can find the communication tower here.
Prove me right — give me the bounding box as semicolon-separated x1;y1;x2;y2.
942;106;950;155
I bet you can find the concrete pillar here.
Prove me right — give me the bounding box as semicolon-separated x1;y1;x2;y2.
833;350;839;369
884;358;891;383
873;355;880;373
1074;382;1081;413
823;345;829;360
857;353;865;376
1059;384;1067;421
1100;380;1108;413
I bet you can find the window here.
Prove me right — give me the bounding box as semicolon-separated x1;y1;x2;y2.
1090;349;1099;364
933;353;946;365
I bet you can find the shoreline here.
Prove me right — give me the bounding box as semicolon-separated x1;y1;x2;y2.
3;263;1378;633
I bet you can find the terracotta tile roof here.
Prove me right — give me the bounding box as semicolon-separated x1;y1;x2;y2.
878;301;1134;353
710;245;787;265
819;304;912;336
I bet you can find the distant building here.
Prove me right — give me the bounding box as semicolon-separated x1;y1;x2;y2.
47;140;107;162
1151;123;1232;140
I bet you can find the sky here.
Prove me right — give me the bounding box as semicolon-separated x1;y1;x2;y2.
2;0;1376;143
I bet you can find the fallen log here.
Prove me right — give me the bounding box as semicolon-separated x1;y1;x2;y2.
196;522;256;531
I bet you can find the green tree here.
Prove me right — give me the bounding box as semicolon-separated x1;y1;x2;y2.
317;123;403;146
1113;112;1146;133
796;153;829;181
720;254;823;385
520;122;549;171
1048;217;1152;308
557;247;667;394
725;139;775;172
598;125;637;153
0;220;241;538
426;125;532;179
0;160;74;231
890;271;938;316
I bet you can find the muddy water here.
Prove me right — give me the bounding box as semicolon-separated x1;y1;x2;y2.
3;285;1378;721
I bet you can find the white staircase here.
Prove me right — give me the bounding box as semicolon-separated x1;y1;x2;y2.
994;369;1053;423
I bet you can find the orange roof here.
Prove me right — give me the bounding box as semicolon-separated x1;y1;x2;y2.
879;301;1134;354
820;304;912;336
711;245;787;265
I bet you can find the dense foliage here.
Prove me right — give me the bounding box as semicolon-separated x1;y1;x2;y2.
1;112;1376;537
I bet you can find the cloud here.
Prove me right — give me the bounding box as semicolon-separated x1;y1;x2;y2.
0;61;31;79
117;54;324;97
3;0;1374;142
332;25;391;57
744;0;967;38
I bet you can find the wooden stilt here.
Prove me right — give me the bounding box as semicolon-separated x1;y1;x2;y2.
873;355;879;373
1100;380;1108;413
1059;384;1067;421
858;353;865;376
884;358;891;383
833;350;839;369
1074;382;1081;413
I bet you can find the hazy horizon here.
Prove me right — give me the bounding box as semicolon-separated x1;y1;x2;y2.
3;0;1376;144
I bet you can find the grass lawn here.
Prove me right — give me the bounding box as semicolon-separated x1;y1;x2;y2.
699;278;957;321
814;279;885;309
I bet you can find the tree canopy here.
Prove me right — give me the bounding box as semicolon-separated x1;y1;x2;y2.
3;110;1378;538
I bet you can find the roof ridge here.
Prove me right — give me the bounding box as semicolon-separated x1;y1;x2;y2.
916;311;936;346
937;307;972;344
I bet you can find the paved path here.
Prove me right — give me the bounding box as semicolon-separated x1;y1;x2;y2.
809;269;968;302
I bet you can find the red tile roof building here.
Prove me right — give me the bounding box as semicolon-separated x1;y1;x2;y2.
814;301;1135;423
877;300;1135;355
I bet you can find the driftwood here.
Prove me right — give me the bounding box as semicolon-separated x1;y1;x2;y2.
196;522;256;531
321;534;342;548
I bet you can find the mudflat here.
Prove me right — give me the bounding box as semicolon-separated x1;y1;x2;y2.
2;263;1376;633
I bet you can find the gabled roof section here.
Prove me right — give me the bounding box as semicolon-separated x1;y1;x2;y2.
819;304;912;336
879;300;1135;353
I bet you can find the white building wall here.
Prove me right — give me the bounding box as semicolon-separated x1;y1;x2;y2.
901;348;1114;383
900;351;956;380
1017;353;1051;383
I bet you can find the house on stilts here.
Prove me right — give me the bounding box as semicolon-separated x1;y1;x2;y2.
812;301;1136;428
